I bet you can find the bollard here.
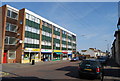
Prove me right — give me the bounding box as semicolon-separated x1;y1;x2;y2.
32;59;35;65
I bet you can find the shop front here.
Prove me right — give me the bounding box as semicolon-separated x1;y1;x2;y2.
41;49;52;61
68;51;72;60
62;51;68;60
3;50;16;63
23;48;40;63
53;50;63;61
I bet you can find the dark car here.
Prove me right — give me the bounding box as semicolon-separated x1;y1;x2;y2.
70;57;79;62
79;56;86;60
78;59;103;79
97;56;108;65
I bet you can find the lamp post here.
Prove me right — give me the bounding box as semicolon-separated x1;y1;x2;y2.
117;24;120;31
105;40;109;54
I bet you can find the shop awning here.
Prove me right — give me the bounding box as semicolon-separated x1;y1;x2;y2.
68;54;72;55
62;52;68;54
41;52;52;54
55;52;63;55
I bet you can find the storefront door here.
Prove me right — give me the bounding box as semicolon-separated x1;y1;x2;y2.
3;53;7;63
30;53;35;62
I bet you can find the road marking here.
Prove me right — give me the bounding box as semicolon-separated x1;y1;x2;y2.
0;72;10;77
104;76;120;80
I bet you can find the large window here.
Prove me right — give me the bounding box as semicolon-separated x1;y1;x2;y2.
6;23;17;32
26;13;40;24
7;9;18;19
5;36;17;45
8;50;16;59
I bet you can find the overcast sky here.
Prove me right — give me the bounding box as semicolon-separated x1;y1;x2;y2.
2;2;118;52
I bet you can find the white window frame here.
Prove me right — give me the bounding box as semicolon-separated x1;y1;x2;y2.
8;50;16;59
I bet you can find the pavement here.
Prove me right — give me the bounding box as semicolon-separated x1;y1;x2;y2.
1;59;120;81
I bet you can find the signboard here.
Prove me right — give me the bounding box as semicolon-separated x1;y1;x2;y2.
24;48;40;52
41;49;52;52
53;50;62;52
68;50;72;54
62;50;68;52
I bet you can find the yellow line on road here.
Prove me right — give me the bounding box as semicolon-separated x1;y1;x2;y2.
0;72;10;77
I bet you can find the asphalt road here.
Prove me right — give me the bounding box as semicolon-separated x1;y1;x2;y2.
1;59;120;81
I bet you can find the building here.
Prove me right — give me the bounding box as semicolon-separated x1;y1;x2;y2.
111;2;120;66
1;5;76;63
80;48;106;58
111;30;120;66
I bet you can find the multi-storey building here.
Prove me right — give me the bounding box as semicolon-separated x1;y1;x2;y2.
111;2;120;66
1;5;76;63
80;48;107;58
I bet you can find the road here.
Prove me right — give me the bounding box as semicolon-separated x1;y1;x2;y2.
1;59;120;81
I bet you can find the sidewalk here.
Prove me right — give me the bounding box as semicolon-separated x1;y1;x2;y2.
2;60;70;69
104;58;120;69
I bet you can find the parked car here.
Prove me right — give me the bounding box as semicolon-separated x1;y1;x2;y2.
78;56;86;60
70;57;79;62
78;59;103;79
97;56;108;65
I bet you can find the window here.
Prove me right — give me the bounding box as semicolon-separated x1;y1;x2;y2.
11;12;18;19
10;24;17;32
26;13;29;19
24;53;29;60
8;50;16;59
6;23;10;31
6;23;17;32
5;36;9;44
9;37;17;44
7;10;10;17
5;36;17;45
37;18;40;24
7;9;18;19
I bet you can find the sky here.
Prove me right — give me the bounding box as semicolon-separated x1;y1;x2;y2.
2;2;118;52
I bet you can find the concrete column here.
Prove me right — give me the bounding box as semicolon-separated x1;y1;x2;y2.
51;25;54;60
1;5;7;63
39;20;43;61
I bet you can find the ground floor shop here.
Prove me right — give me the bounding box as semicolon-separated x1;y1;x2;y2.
3;50;16;63
2;48;74;63
41;52;52;61
22;52;39;63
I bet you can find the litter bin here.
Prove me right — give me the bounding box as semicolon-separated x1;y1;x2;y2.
32;59;35;65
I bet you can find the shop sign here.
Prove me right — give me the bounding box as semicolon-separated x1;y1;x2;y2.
53;50;62;52
62;50;68;52
32;49;40;51
25;48;40;52
41;49;52;52
68;50;72;54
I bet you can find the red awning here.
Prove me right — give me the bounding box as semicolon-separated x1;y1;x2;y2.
62;52;68;54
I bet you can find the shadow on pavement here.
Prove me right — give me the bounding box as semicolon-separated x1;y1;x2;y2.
2;77;51;81
56;66;97;80
105;58;120;67
103;68;120;78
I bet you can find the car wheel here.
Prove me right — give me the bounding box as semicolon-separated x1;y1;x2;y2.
98;73;103;80
78;72;83;78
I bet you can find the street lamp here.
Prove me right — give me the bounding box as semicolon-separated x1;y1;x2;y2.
105;40;109;54
117;18;120;30
117;24;120;30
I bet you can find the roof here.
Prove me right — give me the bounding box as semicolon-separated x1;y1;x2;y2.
4;5;76;36
25;8;76;36
81;50;87;52
6;5;19;12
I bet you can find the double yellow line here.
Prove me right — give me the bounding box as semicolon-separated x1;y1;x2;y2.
0;72;9;77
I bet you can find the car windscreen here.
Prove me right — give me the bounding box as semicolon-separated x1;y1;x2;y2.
98;58;105;60
80;60;99;66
